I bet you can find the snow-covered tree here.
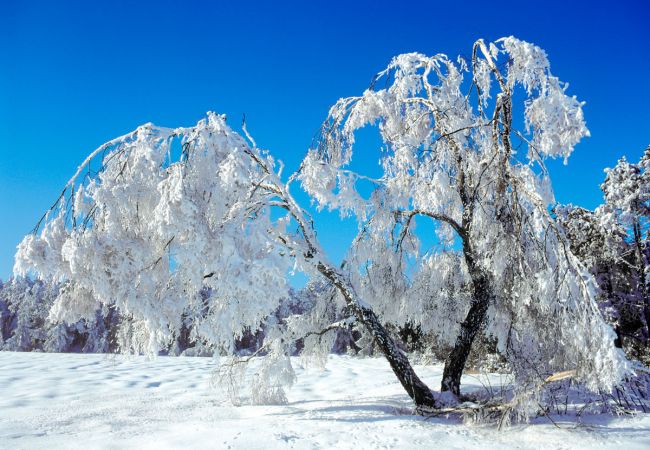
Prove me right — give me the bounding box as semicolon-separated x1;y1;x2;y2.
0;277;115;352
13;37;635;414
0;279;8;345
299;37;629;397
599;147;650;343
0;277;63;351
558;147;650;363
14;113;438;408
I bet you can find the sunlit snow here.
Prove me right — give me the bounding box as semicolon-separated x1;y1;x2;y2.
1;352;648;449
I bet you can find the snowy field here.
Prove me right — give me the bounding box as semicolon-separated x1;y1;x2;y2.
1;352;649;449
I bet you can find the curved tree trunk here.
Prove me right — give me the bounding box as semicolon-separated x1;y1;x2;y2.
441;250;493;397
439;47;513;397
317;262;438;409
274;182;438;410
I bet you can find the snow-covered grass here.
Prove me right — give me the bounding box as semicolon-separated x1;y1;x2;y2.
0;352;649;449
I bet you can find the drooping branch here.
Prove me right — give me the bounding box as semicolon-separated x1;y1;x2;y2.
395;209;468;245
299;316;356;342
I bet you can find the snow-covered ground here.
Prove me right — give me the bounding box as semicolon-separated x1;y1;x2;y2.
0;352;649;449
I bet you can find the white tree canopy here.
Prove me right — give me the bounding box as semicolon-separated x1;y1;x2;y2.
15;114;293;355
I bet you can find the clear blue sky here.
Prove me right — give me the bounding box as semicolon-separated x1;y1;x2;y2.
1;0;648;280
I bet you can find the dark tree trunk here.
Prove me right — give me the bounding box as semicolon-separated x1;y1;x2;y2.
359;304;438;409
317;262;438;410
613;325;623;349
440;288;490;396
441;248;493;397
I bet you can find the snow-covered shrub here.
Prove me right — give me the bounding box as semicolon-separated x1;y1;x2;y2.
0;277;116;353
